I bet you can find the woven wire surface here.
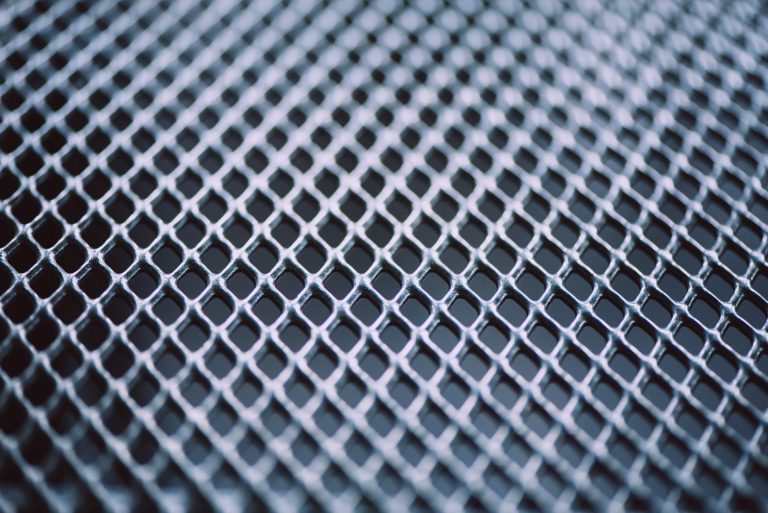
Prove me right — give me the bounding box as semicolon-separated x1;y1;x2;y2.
1;0;768;512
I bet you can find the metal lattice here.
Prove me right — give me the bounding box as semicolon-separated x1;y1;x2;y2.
1;0;768;512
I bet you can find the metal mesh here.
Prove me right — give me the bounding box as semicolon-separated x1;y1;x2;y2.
1;0;767;511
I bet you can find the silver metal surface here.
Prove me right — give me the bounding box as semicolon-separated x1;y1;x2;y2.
1;0;767;512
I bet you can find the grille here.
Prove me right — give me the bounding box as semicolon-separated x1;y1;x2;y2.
1;0;768;512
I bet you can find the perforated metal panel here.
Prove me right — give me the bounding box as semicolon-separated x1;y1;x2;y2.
1;0;768;512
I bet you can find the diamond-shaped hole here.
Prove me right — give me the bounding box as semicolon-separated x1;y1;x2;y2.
32;215;64;249
4;287;36;324
381;319;410;353
468;269;498;300
82;216;111;248
328;319;359;352
360;346;388;380
250;240;279;274
392;241;421;274
449;296;479;327
324;266;353;300
153;291;184;325
353;294;382;326
177;216;206;248
517;267;546;301
224;216;252;248
104;239;135;274
78;264;110;299
155;346;184;378
346;241;374;273
127;266;159;300
203;292;234;326
206;342;235;379
257;344;287;380
546;295;576;327
8;237;40;273
177;317;208;352
228;315;261;352
277;317;309;353
421;267;450;300
271;216;300;248
372;268;401;300
176;267;207;299
411;347;439;381
253;293;283;325
152;239;181;274
226;266;256;300
479;321;510;354
302;293;332;326
30;263;63;299
309;346;337;380
275;269;305;300
201;242;231;274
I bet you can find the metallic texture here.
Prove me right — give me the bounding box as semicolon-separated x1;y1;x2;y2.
1;0;767;512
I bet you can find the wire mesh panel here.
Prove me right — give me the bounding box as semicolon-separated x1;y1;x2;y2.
1;0;767;512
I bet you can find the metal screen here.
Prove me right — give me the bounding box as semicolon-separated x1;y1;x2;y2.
1;0;767;511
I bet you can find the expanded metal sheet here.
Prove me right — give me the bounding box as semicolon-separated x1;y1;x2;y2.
1;0;768;512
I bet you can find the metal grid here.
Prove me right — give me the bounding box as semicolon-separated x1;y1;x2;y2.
1;0;767;511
